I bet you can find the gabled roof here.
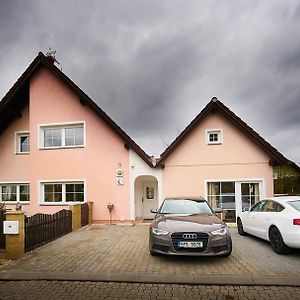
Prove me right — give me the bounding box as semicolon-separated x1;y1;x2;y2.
158;97;300;172
0;52;153;167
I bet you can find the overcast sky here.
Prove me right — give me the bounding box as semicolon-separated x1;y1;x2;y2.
0;0;299;163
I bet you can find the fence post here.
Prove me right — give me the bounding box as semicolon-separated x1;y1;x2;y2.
87;202;93;225
70;204;81;231
5;211;25;260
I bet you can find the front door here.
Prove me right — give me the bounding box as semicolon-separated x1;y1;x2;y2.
143;182;157;219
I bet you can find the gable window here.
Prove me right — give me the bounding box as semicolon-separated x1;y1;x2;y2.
40;122;84;149
41;181;84;204
16;132;30;153
0;183;30;203
206;129;222;145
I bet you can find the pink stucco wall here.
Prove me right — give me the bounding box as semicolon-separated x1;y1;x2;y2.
162;112;274;198
0;67;130;222
0;106;29;182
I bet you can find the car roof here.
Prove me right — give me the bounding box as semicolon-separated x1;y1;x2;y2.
266;196;300;204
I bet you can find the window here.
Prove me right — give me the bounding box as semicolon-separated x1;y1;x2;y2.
0;183;30;202
206;129;222;145
287;200;300;211
41;182;84;204
241;182;260;210
40;123;84;149
251;201;266;212
207;181;235;222
16;132;30;153
263;200;284;212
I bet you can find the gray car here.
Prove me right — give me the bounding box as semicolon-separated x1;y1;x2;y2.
149;198;232;256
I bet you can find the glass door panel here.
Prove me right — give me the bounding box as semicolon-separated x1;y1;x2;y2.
241;182;260;211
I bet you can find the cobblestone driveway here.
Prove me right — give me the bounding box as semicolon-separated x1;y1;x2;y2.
1;224;299;279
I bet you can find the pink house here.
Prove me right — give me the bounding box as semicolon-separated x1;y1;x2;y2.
0;53;298;223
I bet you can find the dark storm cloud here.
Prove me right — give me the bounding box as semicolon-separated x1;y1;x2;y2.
0;0;299;163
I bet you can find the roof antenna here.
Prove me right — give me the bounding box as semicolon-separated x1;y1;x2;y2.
46;48;60;66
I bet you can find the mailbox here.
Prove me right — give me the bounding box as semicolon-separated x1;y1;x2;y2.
3;221;19;234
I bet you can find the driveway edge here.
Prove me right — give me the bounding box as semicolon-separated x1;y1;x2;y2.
0;270;300;287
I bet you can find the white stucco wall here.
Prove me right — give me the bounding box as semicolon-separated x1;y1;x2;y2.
129;149;162;220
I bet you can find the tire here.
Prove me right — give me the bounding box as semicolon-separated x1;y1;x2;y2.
269;226;290;254
237;218;246;236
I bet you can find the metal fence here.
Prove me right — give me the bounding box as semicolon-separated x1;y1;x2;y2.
25;209;72;252
0;210;5;249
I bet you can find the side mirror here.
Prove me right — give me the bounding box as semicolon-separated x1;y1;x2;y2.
150;208;158;214
242;207;250;212
214;208;223;214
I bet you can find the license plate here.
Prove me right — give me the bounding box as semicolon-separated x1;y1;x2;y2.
177;241;203;248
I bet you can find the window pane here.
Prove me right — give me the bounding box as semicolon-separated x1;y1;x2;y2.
221;196;235;209
65;128;75;146
221;182;235;194
75;127;83;146
75;193;84;202
1;185;17;201
44;184;62;202
20;184;30;202
53;184;62;192
75;184;84;192
44;128;62;147
66;184;75;192
287;200;300;211
207;182;220;195
207;195;221;209
66;183;84;202
20;135;29;152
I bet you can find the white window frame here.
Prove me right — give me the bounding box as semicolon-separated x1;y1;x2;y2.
15;131;30;154
205;129;223;145
39;179;86;205
0;182;30;204
38;121;86;150
204;178;265;220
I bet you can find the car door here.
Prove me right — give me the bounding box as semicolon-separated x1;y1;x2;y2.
244;200;266;237
259;200;285;240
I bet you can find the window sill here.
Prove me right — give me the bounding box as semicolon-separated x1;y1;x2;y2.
15;152;30;155
207;142;222;145
40;202;85;206
1;202;30;205
39;146;85;150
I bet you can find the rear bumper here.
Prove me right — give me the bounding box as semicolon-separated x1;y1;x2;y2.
283;233;300;249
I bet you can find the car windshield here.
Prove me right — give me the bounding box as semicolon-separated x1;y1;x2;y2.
159;199;213;215
287;200;300;211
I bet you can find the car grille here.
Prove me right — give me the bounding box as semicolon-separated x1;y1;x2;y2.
171;232;208;252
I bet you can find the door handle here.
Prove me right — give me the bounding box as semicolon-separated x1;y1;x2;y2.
142;197;144;203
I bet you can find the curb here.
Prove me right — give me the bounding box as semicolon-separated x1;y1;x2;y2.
0;271;300;286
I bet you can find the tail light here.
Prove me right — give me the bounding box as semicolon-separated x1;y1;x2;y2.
293;219;300;225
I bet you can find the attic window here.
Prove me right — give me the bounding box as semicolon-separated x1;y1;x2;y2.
16;132;30;154
206;129;222;145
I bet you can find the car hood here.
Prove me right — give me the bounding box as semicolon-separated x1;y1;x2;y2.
153;214;224;233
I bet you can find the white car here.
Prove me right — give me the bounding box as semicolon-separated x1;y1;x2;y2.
237;196;300;254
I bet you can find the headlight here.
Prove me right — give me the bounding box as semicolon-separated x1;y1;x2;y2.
152;228;169;236
211;225;228;236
